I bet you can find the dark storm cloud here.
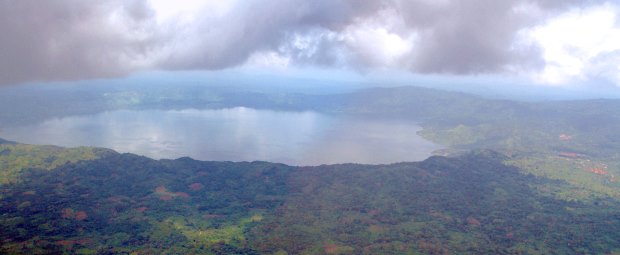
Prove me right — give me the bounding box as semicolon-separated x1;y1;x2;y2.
0;0;156;85
158;0;602;73
397;0;603;73
159;0;386;70
397;0;536;73
0;0;610;85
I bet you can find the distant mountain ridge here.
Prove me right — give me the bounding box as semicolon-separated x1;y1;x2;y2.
0;138;15;144
2;84;620;127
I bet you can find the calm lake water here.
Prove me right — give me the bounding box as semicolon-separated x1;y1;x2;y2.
0;108;443;165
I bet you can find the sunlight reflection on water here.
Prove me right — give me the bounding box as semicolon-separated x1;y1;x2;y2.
0;107;443;165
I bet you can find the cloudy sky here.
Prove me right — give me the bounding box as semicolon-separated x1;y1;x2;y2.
1;0;619;88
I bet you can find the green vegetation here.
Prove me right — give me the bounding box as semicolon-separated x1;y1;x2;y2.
252;151;620;254
2;143;620;254
0;145;292;254
0;144;111;185
328;87;620;202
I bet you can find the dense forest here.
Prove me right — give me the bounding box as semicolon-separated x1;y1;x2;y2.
1;142;620;254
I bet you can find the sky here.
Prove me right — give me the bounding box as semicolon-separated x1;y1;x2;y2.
1;0;620;90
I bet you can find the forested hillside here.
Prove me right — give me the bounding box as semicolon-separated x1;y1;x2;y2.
2;143;620;254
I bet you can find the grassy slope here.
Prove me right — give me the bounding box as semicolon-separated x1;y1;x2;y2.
0;144;113;185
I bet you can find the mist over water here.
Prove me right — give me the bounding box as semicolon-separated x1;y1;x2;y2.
0;107;442;165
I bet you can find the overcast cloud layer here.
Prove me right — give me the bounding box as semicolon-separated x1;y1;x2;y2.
1;0;619;86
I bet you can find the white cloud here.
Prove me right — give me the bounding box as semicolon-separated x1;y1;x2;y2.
525;2;620;85
148;0;232;24
245;51;291;69
336;8;416;69
342;23;416;67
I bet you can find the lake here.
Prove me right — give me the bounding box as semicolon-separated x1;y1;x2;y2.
0;107;443;165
